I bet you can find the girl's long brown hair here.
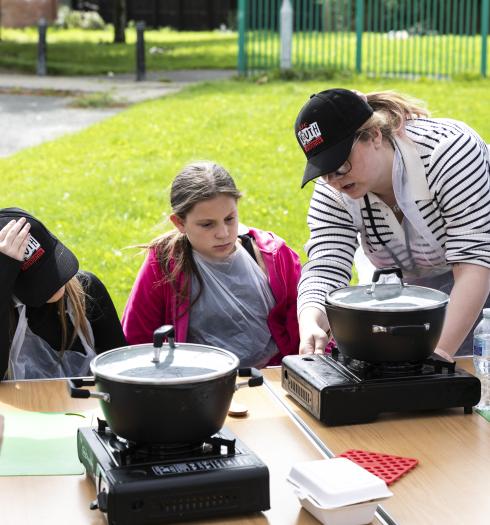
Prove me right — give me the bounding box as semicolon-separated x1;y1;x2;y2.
145;161;242;308
58;275;92;352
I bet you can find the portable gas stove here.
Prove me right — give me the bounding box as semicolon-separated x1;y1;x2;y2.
281;347;481;425
77;419;270;525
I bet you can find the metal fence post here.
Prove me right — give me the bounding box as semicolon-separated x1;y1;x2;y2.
37;18;47;76
237;0;247;76
136;21;146;81
280;0;293;70
481;0;489;77
355;0;364;74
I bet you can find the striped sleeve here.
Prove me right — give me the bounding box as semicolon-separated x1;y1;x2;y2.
298;183;358;314
425;124;490;267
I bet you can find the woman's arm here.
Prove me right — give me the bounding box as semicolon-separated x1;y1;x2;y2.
435;263;490;359
0;219;30;378
428;127;490;359
298;183;359;353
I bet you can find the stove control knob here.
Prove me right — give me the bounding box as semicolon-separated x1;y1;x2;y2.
90;491;108;513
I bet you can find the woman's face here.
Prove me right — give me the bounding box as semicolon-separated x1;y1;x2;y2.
47;285;66;303
320;130;392;199
171;194;239;261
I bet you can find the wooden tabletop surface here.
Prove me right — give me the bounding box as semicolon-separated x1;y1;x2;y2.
0;358;487;525
0;377;387;525
263;357;490;525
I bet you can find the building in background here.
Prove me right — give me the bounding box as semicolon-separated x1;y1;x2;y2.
74;0;237;30
1;0;58;27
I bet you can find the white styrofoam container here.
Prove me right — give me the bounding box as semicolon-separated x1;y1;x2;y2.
287;457;393;509
294;489;388;525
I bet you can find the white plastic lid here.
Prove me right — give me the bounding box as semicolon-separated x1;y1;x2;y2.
287;458;393;509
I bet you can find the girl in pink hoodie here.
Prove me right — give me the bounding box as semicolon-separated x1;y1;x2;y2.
122;161;301;368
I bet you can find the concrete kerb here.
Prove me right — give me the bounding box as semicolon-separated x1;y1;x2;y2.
0;69;235;104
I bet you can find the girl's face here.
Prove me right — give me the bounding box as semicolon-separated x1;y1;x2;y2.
171;194;239;261
320;130;393;199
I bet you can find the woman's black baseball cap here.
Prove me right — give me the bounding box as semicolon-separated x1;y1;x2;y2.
295;88;373;187
0;208;79;307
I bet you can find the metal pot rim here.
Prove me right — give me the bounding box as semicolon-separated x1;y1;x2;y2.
326;283;450;312
90;342;240;385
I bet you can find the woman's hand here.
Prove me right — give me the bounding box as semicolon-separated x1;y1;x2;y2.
434;347;455;363
299;307;331;355
0;218;31;261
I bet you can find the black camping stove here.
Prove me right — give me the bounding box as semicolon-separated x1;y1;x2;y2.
281;348;481;426
77;419;270;525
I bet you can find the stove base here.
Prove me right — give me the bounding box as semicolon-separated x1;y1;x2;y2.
282;354;481;426
78;426;270;525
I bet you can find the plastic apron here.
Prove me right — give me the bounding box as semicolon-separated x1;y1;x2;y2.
187;245;278;368
344;136;490;355
8;296;96;380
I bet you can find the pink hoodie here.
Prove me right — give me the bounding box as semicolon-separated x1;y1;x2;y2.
122;228;301;366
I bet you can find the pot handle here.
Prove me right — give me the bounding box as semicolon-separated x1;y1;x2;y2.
67;378;111;403
372;267;403;283
372;323;430;335
152;324;176;363
235;367;263;389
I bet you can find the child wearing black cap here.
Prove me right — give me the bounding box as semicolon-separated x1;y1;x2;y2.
294;88;490;361
0;208;127;380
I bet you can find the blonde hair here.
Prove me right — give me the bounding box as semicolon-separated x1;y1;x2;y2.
358;91;430;141
58;276;91;353
146;161;241;307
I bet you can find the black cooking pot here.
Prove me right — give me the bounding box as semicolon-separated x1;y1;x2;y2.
325;268;450;363
69;325;262;444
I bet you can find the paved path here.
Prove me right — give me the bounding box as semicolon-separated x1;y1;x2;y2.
0;69;233;157
1;94;120;157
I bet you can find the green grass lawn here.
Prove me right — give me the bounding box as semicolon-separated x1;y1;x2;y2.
0;27;237;75
1;77;489;315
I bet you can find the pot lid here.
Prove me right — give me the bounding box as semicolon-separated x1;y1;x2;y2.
91;343;240;385
326;282;449;312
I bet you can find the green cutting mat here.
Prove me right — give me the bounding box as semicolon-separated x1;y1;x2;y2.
476;408;490;422
0;410;95;476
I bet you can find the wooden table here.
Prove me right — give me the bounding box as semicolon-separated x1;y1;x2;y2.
0;378;387;525
264;358;490;525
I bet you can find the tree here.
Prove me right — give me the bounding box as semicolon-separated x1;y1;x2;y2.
114;0;126;43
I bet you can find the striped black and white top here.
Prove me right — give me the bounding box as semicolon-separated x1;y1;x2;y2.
298;118;490;314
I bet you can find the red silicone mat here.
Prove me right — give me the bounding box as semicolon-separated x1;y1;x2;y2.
339;449;418;485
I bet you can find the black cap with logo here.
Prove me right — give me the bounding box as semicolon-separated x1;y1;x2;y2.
294;88;374;187
0;208;79;307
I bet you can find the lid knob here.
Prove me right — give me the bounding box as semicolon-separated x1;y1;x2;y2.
152;325;176;363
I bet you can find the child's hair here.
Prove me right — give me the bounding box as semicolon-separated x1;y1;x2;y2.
60;275;92;351
7;274;91;379
358;91;430;141
148;161;242;306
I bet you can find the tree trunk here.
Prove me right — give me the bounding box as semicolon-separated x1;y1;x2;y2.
114;0;127;43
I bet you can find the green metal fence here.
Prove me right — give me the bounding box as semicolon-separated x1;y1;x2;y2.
238;0;490;78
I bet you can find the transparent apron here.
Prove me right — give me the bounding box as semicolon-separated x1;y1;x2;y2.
187;244;278;368
8;296;96;379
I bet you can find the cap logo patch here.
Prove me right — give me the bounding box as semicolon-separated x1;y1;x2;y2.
297;122;324;152
21;234;45;271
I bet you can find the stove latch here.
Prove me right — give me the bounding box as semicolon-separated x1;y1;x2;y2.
90;490;108;513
